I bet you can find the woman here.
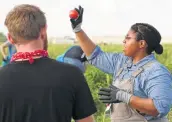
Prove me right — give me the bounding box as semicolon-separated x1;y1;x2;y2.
69;6;172;122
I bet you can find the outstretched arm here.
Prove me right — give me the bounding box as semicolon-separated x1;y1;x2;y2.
70;6;127;74
75;30;96;57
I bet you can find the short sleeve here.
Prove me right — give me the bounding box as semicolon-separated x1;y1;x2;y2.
72;69;97;120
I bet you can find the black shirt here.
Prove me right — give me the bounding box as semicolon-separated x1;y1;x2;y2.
0;57;96;122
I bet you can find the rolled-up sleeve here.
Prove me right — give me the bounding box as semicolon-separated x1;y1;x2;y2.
87;46;128;75
145;67;172;118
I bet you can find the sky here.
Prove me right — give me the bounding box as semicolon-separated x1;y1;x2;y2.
0;0;172;38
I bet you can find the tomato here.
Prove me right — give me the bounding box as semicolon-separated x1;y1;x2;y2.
69;10;79;19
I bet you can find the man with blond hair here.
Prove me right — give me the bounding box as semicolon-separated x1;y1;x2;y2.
0;4;96;122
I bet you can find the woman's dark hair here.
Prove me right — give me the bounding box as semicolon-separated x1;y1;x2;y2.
131;23;163;55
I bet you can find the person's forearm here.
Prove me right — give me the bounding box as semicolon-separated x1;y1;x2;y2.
0;47;7;58
75;30;96;56
129;96;159;116
75;115;95;122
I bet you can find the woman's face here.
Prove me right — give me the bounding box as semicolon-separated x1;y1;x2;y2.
123;30;141;57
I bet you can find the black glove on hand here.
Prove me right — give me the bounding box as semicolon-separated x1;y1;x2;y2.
70;5;84;33
98;85;132;104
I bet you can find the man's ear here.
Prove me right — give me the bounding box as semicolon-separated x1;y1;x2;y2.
139;40;147;49
41;24;47;33
7;33;14;44
40;25;47;37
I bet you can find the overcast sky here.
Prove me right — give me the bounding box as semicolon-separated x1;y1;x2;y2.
0;0;172;38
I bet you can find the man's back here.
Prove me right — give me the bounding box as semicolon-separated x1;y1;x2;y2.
0;57;96;122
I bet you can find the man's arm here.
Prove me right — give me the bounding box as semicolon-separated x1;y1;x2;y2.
75;115;95;122
70;67;97;122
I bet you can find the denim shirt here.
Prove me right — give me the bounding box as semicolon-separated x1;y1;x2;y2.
87;46;172;120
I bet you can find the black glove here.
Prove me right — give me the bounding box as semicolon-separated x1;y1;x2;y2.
70;5;84;33
98;85;132;104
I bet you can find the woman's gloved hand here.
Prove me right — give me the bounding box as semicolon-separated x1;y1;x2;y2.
98;85;133;104
70;5;84;33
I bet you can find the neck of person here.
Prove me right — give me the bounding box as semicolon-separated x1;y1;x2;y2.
16;39;44;52
14;40;45;61
132;51;149;64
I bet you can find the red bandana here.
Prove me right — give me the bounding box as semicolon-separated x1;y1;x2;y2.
11;50;48;64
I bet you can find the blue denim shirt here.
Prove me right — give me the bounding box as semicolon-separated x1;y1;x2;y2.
87;46;172;120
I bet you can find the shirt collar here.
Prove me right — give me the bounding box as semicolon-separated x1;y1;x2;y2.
126;53;156;68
